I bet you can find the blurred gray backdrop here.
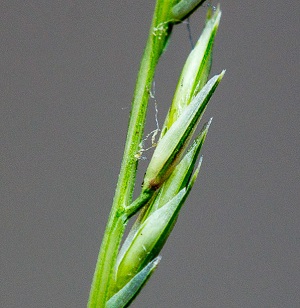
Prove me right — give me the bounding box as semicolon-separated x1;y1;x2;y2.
1;1;299;307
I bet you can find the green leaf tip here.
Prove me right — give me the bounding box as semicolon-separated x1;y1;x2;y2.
106;257;161;308
163;7;221;133
143;71;224;192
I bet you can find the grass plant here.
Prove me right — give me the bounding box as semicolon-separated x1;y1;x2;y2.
88;1;224;307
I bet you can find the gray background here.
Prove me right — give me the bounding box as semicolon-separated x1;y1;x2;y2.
1;1;299;307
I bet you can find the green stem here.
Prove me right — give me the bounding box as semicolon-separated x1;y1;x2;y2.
125;190;154;219
88;1;178;307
